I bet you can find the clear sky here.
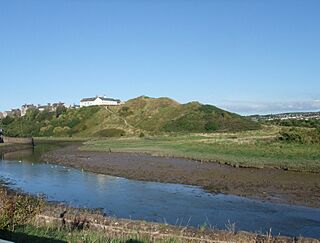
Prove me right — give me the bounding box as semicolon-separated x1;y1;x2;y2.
0;0;319;115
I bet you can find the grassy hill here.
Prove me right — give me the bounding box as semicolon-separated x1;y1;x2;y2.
0;96;259;137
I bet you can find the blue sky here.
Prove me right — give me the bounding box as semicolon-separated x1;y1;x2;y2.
0;0;319;114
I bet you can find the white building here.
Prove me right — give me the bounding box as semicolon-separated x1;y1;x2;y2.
80;96;121;107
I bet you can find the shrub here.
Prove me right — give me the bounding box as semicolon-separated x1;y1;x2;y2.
0;189;43;231
39;125;54;136
279;128;320;144
139;132;145;137
53;126;71;137
94;128;125;137
1;116;14;125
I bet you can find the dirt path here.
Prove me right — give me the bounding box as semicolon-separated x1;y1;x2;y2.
41;144;320;208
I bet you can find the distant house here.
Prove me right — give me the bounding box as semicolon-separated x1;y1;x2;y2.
36;102;67;112
2;111;11;118
70;104;80;109
11;109;21;117
80;96;121;107
0;112;3;119
37;104;50;112
21;104;36;116
51;102;66;111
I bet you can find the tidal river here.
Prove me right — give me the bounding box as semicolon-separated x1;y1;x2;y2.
0;145;320;238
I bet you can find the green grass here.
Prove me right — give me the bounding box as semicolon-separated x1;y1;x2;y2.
3;224;163;243
1;224;183;243
82;127;320;172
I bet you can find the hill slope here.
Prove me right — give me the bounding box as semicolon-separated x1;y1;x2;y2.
1;96;259;137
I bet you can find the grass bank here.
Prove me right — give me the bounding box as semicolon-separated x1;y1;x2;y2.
81;126;320;172
0;225;157;243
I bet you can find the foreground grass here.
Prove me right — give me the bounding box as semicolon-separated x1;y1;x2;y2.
82;126;320;172
1;224;169;243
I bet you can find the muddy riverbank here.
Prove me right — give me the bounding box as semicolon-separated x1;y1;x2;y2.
41;144;320;208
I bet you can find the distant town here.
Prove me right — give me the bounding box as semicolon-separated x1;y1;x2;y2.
250;111;320;121
0;95;123;118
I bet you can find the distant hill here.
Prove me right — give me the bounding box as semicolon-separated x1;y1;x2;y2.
1;96;260;137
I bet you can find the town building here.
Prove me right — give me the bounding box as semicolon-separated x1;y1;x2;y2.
52;102;66;111
21;104;36;116
70;104;80;109
2;111;11;118
37;104;50;112
80;96;121;107
11;109;21;117
37;102;67;112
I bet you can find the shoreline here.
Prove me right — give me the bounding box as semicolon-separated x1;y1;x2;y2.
41;144;320;208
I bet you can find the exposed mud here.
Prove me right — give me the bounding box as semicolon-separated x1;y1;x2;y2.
41;144;320;208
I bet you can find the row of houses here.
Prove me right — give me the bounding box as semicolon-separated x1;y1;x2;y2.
0;102;71;118
0;95;123;118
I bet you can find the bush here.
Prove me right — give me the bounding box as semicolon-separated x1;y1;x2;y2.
139;132;145;137
53;126;71;137
0;189;43;231
279;128;320;144
94;128;125;137
1;116;14;125
39;125;54;136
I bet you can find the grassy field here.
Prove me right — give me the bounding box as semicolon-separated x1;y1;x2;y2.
82;126;320;172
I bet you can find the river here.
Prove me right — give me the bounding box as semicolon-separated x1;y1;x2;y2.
0;144;319;238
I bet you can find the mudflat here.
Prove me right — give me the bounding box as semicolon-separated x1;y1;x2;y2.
42;144;320;208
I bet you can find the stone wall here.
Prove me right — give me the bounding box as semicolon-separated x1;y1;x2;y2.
3;136;34;145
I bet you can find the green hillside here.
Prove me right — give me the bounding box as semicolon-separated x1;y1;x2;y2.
0;96;259;137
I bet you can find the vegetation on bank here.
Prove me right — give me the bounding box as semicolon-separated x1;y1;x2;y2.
0;188;44;232
0;188;168;242
0;96;259;138
1;224;164;243
82;126;320;172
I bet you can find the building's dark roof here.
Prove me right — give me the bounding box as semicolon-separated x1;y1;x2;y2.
81;97;120;102
52;102;65;106
81;97;96;102
22;104;36;108
38;105;49;109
